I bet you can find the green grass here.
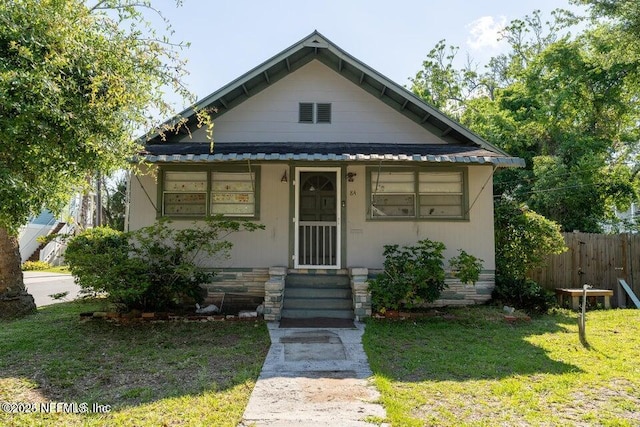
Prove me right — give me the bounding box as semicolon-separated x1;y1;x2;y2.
363;306;640;426
0;300;270;426
40;265;71;274
21;265;71;274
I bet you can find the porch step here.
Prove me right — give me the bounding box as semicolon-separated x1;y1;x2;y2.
285;274;350;288
284;298;353;310
283;274;354;320
285;287;352;299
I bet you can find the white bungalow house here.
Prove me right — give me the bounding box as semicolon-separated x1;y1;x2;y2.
128;31;524;321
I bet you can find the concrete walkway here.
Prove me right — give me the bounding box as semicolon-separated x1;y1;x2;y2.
240;323;387;426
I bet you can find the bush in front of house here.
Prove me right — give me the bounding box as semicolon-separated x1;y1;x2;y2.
492;198;566;313
369;239;447;312
449;249;483;286
65;217;264;312
21;260;52;271
492;278;556;313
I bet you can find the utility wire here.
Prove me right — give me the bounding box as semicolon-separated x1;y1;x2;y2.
493;180;611;198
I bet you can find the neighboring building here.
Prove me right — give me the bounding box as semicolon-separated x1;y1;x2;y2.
18;194;86;265
128;31;524;320
19;210;60;264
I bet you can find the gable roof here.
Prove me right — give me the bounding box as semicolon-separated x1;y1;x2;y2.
144;31;524;167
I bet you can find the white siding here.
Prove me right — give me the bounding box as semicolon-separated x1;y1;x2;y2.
222;164;289;267
180;60;448;144
344;165;496;270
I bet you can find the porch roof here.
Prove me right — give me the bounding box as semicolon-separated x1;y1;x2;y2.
141;142;525;167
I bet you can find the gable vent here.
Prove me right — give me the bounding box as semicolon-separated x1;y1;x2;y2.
316;103;331;123
299;103;313;123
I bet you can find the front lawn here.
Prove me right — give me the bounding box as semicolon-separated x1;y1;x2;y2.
0;300;270;426
363;307;640;426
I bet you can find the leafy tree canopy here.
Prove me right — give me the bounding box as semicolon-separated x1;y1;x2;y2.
0;0;203;234
410;6;640;232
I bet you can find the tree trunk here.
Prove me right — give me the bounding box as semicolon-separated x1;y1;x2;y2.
0;227;36;319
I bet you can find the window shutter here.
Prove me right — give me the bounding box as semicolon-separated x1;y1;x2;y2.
316;103;331;123
299;103;313;123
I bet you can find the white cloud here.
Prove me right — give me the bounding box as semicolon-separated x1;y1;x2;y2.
466;16;507;51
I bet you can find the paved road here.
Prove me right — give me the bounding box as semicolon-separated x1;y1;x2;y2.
23;271;81;307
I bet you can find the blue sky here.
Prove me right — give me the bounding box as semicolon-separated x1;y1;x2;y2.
154;0;582;109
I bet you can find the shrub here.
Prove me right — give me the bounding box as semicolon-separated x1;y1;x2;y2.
449;250;483;285
492;277;555;313
493;198;566;313
21;260;51;271
64;227;130;292
494;198;566;282
65;217;263;311
369;239;446;311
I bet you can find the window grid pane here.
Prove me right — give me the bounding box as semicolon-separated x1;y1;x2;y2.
419;172;463;218
371;171;416;217
163;171;207;216
370;171;414;193
419;195;463;217
372;194;415;217
211;172;256;217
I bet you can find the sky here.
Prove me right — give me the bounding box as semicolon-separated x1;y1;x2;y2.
152;0;584;110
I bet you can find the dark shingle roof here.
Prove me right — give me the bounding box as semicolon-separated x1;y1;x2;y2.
141;142;525;167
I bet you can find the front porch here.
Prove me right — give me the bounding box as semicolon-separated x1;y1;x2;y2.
263;267;371;322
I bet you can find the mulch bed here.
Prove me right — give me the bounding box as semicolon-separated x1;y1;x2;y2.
79;311;259;323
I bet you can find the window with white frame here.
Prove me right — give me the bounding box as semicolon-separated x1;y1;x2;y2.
369;168;466;220
162;168;258;218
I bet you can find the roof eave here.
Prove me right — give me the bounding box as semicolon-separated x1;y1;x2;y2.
139;153;525;168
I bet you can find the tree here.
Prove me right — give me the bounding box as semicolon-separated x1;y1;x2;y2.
0;0;205;319
411;9;639;232
492;197;566;312
101;174;128;231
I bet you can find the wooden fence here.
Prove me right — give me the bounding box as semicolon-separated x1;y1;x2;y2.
528;232;640;308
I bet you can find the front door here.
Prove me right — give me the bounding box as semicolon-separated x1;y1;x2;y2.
294;167;341;268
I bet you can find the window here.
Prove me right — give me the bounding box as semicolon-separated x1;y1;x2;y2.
370;171;415;218
299;102;331;123
211;171;255;217
163;171;207;216
369;168;466;220
161;168;259;218
419;172;464;218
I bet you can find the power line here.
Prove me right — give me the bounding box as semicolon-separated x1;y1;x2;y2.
493;180;612;198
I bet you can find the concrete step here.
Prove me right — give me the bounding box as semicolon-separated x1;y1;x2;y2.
285;287;352;299
284;298;353;310
285;274;350;288
281;308;355;319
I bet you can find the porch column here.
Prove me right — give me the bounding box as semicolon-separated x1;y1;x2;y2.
350;267;372;321
264;266;287;321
